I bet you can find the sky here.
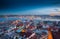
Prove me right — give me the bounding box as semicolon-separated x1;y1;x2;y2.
0;0;60;15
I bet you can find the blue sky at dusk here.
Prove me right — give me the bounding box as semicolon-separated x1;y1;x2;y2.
0;0;60;15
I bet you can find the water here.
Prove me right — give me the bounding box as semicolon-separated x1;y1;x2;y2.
0;17;29;22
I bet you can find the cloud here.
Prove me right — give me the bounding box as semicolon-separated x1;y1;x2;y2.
0;7;60;15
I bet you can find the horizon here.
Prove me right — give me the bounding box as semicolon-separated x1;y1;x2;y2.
0;0;60;15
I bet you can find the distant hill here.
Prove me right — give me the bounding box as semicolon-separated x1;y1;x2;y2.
0;15;60;19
